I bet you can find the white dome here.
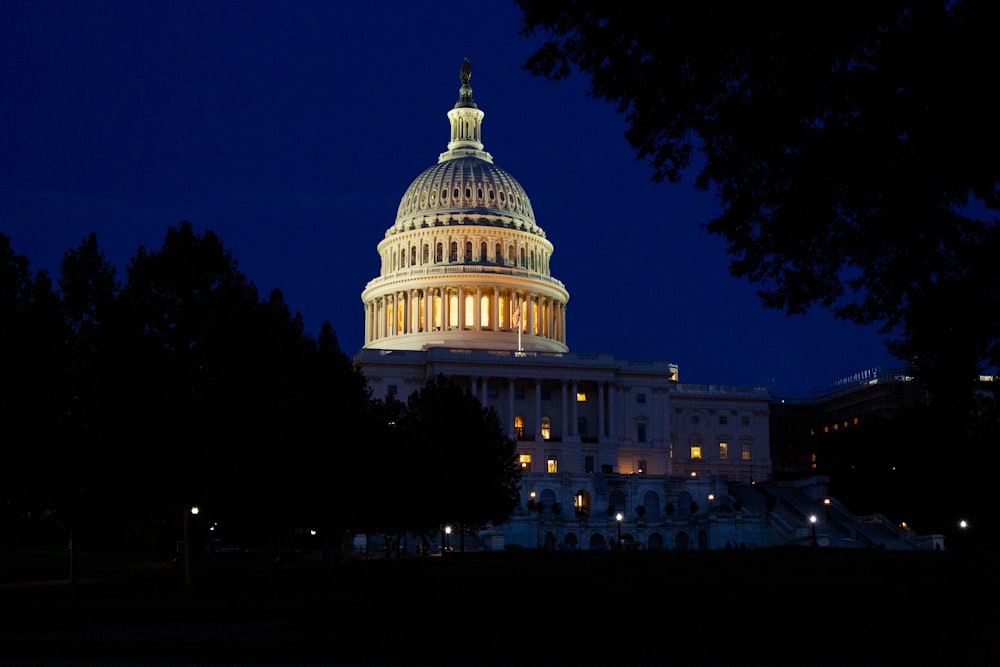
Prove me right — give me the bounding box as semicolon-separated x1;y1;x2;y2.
361;60;568;354
391;156;539;235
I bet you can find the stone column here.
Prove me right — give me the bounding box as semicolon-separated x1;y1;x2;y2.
598;381;606;439
508;377;516;440
561;379;569;438
535;378;543;442
474;286;483;331
442;287;450;330
571;380;579;437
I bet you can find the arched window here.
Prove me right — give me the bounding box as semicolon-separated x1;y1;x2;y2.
410;246;416;266
480;241;487;262
495;243;502;264
435;243;443;262
464;241;472;262
449;242;458;262
422;244;429;264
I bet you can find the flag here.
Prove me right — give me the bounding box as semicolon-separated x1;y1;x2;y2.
511;304;521;329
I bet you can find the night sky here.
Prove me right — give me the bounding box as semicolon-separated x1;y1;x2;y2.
1;1;901;396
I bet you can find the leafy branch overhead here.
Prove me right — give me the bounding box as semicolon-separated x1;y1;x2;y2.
517;1;1000;415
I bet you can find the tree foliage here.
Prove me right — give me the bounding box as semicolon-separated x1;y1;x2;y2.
389;375;521;539
517;1;1000;416
0;223;374;552
2;223;523;555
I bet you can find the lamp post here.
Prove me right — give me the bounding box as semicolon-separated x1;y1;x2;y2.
184;506;199;587
615;512;623;546
444;525;452;553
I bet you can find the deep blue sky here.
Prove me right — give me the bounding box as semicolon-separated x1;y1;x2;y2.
1;1;901;396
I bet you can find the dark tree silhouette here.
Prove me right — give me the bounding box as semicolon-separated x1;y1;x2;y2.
517;1;1000;417
0;234;69;547
389;375;521;545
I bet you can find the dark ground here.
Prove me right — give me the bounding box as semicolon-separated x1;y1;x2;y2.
0;547;996;666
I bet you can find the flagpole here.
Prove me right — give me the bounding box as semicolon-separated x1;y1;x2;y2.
518;301;523;352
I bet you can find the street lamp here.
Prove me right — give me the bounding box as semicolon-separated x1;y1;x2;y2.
615;512;623;545
184;505;199;587
444;525;452;552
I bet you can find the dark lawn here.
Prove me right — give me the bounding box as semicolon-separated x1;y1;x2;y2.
0;547;995;666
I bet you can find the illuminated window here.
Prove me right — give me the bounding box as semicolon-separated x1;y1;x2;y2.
547;457;558;474
519;453;531;470
541;416;551;441
742;442;751;461
576;392;587;402
690;446;702;460
464;293;474;327
719;442;728;460
514;415;525;440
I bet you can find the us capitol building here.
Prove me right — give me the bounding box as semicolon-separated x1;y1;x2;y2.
354;61;938;552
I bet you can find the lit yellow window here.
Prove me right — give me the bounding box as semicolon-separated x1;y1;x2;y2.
519;454;531;469
719;442;728;461
690;446;702;460
742;443;751;461
547;457;558;473
541;416;551;441
576;392;587;402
